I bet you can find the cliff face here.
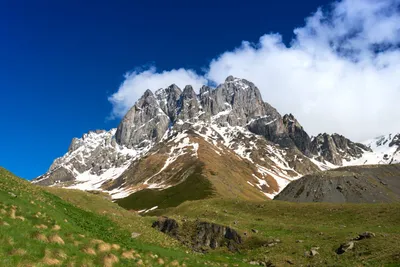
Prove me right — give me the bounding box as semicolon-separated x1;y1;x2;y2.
115;76;290;149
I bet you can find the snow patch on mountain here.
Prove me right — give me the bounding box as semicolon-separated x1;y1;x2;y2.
308;157;338;171
190;121;301;197
356;134;400;164
33;129;153;193
144;131;199;186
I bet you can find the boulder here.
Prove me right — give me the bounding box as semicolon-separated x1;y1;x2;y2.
354;231;375;241
151;217;242;252
336;241;354;254
305;246;320;257
131;232;141;239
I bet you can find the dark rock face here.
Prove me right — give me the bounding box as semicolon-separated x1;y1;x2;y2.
225;227;242;244
310;133;371;165
195;221;242;250
283;114;312;156
151;217;242;252
151;217;179;237
274;164;400;203
34;167;75;186
389;134;400;149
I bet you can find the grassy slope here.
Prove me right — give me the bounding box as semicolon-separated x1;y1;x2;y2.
115;164;215;211
154;198;400;266
114;136;270;212
3;165;400;266
45;187;180;248
0;167;249;267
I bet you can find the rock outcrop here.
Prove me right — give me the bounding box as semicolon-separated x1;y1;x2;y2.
310;133;371;166
152;217;242;252
283;114;312;156
151;217;179;237
389;134;400;151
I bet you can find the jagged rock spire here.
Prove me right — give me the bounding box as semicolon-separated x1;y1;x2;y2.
283;114;312;156
115;76;294;149
115;88;170;148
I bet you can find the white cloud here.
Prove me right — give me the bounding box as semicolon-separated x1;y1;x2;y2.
108;0;400;141
108;67;206;118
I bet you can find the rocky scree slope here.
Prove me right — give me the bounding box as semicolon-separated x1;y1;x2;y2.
274;164;400;203
33;76;400;205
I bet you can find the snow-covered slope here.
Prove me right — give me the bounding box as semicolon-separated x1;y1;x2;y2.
347;134;400;165
32;129;152;194
308;133;400;169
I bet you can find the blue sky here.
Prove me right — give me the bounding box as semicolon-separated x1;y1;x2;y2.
2;0;400;179
0;0;329;179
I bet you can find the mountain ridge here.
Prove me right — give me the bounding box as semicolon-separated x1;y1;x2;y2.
33;76;400;207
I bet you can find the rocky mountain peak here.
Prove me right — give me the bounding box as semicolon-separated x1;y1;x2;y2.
68;130;108;153
199;85;211;95
177;85;200;121
115;76;286;149
155;84;182;122
310;133;371;166
155;84;182;97
283;114;300;127
143;88;154;97
115;86;170;148
181;85;196;99
283;114;312;156
225;75;235;82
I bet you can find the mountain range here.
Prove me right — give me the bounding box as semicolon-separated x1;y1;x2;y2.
32;76;400;209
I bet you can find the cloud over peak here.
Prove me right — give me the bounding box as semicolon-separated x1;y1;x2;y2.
108;67;206;118
108;0;400;141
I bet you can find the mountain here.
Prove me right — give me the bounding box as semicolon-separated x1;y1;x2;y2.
33;76;400;208
274;164;400;203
